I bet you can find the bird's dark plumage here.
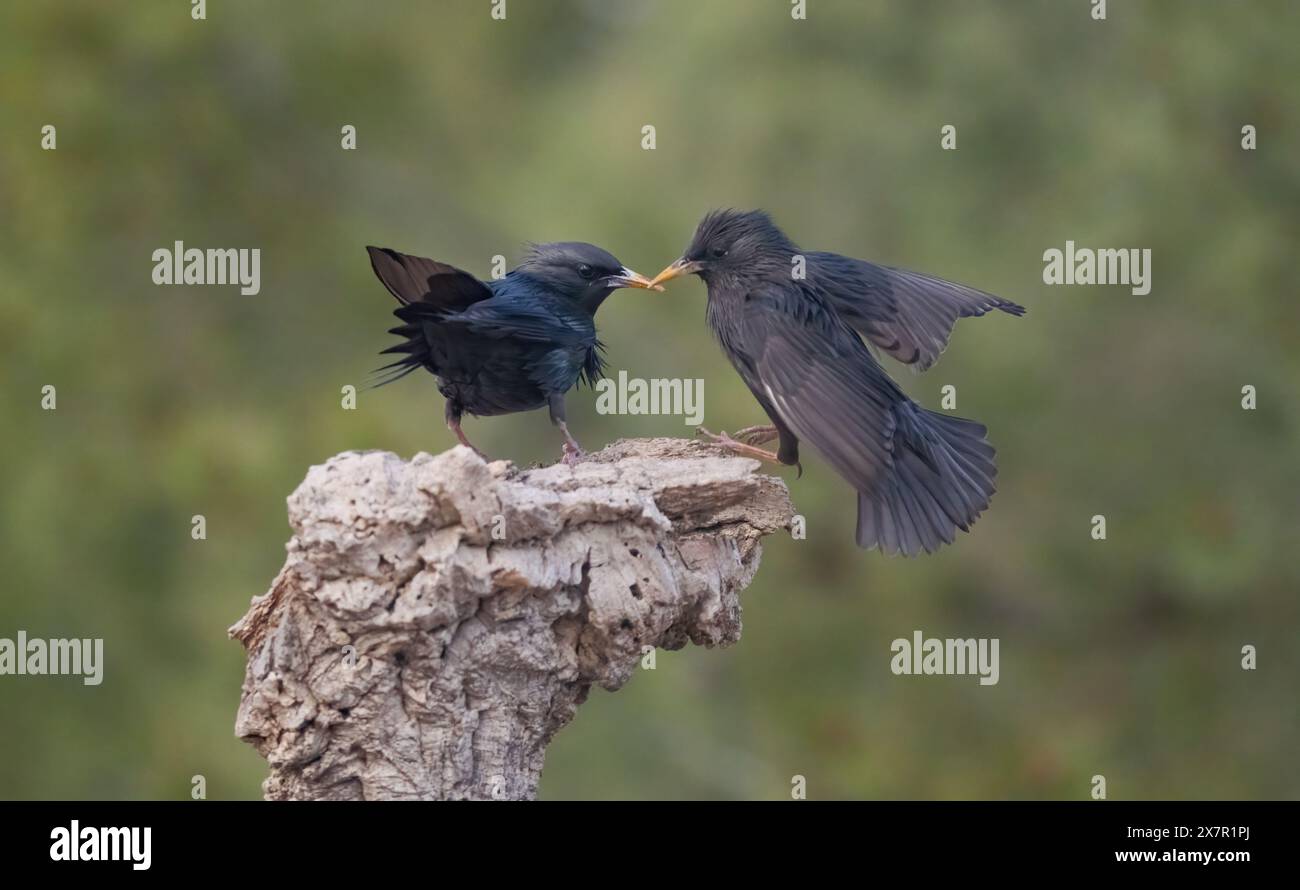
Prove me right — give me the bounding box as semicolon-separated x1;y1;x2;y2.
804;250;1026;371
366;242;654;460
652;209;1025;556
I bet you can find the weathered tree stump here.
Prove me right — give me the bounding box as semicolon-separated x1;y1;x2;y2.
230;437;793;800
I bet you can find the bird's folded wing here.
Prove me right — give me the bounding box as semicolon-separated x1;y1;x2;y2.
444;298;593;347
524;346;602;393
366;246;493;310
808;252;1025;371
742;292;900;494
447;299;600;392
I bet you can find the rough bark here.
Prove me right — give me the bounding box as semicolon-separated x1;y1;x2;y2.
230;437;794;800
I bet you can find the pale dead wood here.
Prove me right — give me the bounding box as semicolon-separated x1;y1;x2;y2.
230;437;794;800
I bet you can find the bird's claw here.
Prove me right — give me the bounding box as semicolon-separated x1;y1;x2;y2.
561;441;585;467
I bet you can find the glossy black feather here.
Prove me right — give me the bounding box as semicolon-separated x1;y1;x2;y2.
366;244;627;432
366;246;491;310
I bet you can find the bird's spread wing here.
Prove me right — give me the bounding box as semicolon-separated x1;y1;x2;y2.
366;246;492;310
739;288;901;495
739;285;999;556
808;252;1025;371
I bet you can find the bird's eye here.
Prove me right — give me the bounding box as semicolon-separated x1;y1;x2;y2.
577;264;595;279
710;246;728;259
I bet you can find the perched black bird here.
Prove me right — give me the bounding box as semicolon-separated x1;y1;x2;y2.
649;209;1025;556
367;242;657;462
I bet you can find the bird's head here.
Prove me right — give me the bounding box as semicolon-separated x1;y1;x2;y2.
516;242;659;313
649;209;796;289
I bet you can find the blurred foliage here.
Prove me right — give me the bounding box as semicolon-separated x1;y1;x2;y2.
1;0;1297;800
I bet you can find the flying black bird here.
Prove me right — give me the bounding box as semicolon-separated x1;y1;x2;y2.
367;242;657;462
649;209;1025;556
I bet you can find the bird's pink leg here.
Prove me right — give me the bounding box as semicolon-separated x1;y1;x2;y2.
447;412;487;460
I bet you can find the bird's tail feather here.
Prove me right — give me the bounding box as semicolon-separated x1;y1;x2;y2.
855;405;996;556
368;303;438;389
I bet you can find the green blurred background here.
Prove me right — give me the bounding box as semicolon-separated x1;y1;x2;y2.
1;0;1297;800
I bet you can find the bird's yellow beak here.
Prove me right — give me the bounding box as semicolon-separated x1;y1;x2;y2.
648;258;702;289
609;267;662;291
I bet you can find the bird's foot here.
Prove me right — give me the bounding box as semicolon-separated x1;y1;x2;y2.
732;424;778;446
696;427;782;464
561;439;585;467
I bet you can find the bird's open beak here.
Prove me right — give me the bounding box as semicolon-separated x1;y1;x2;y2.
648;258;702;289
605;267;662;291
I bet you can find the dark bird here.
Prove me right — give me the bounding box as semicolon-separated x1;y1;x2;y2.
648;209;1025;556
366;242;658;462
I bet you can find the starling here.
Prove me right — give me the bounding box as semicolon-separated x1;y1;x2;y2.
367;243;657;463
649;209;1025;556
